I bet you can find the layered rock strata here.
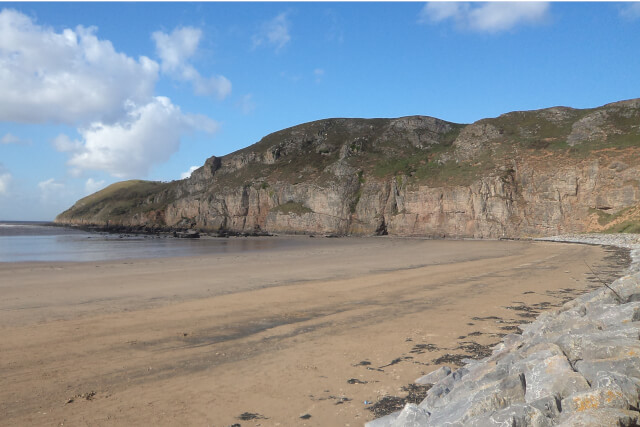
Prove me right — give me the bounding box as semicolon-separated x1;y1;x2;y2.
56;99;640;239
367;234;640;427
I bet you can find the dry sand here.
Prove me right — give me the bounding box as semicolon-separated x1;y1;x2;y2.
0;237;629;426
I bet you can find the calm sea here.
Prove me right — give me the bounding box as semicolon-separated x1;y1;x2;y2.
0;221;291;262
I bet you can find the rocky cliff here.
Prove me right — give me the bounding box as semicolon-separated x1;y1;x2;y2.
56;99;640;238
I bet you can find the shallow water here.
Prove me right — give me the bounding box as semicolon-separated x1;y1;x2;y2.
0;222;293;262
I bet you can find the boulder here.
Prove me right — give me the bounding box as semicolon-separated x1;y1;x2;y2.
424;373;526;425
415;366;451;386
556;408;640;426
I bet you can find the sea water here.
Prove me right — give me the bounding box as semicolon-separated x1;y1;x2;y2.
0;221;290;262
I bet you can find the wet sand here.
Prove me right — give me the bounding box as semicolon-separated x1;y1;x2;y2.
0;237;629;426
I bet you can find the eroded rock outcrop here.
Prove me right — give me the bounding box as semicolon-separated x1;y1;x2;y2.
56;99;640;238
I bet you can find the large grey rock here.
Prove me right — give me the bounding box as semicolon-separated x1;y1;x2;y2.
594;371;640;409
415;366;451;386
527;395;561;419
425;373;526;425
363;404;430;427
503;344;589;403
611;275;640;301
556;408;640;426
365;412;399;427
575;356;640;384
516;342;565;360
489;333;526;359
586;302;640;327
422;363;513;412
561;387;630;413
519;313;600;346
555;331;640;363
521;354;590;402
390;404;430;427
502;333;526;349
466;403;553;427
420;367;468;410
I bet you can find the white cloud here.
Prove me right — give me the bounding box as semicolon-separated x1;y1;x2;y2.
419;2;550;33
52;134;82;152
419;2;462;24
59;96;218;179
1;132;30;145
619;3;640;20
38;178;64;191
253;12;291;51
152;26;231;100
0;164;11;195
85;178;105;194
1;10;223;183
180;166;199;179
192;74;232;99
0;174;11;195
0;8;159;125
38;178;65;202
469;2;549;32
236;93;256;115
152;26;201;73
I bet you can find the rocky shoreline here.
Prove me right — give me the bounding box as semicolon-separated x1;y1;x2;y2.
367;234;640;427
52;222;275;238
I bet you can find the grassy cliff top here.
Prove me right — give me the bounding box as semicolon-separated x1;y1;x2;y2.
56;180;175;223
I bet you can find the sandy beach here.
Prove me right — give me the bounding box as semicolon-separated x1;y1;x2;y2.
0;237;629;426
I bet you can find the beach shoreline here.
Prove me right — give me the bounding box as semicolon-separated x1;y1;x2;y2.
0;237;630;426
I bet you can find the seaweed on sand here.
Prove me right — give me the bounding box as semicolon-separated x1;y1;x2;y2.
367;384;431;417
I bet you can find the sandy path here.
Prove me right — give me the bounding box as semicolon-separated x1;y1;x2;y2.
0;237;628;426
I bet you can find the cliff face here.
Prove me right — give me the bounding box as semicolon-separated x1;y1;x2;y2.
56;99;640;238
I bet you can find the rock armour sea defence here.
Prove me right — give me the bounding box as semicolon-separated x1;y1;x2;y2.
366;234;640;427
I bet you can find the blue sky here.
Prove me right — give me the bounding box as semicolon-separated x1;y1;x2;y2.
0;2;639;221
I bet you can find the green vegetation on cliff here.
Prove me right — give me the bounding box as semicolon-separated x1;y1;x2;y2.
271;201;313;215
57;180;175;223
55;99;640;237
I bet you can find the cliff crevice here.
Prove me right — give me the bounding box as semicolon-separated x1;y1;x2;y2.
56;100;640;238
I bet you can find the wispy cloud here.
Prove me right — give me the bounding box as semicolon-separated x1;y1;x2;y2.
619;2;640;20
1;133;30;145
0;164;11;196
419;2;550;33
236;94;256;115
313;68;325;84
324;9;344;43
419;2;460;24
52;134;82;152
38;178;65;202
279;71;302;83
152;26;231;100
152;27;201;73
253;12;291;52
